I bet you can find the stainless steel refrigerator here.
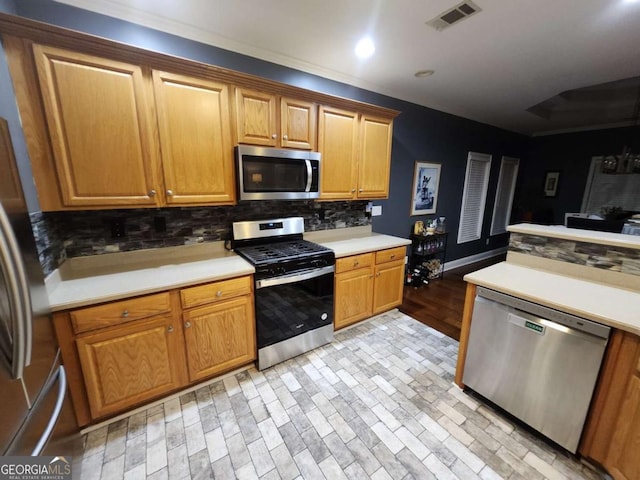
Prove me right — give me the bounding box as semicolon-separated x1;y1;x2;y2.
0;117;80;458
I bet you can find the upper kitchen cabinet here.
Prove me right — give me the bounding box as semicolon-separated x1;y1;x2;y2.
318;106;394;200
235;88;316;150
32;44;162;208
358;114;393;199
152;70;235;205
317;106;359;200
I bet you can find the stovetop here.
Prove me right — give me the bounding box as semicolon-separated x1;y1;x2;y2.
235;239;333;266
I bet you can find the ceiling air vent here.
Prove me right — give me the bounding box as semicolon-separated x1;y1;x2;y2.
426;1;482;31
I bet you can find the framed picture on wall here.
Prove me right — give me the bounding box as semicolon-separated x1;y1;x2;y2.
410;162;441;215
544;171;560;197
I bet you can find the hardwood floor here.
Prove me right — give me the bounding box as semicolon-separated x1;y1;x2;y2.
400;254;505;341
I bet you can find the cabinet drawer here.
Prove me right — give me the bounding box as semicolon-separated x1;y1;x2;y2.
71;292;172;334
181;276;252;309
376;246;405;265
335;253;373;274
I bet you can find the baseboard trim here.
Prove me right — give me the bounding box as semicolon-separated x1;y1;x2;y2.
444;247;508;271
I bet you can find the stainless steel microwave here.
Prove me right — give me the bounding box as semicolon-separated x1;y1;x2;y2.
236;145;321;200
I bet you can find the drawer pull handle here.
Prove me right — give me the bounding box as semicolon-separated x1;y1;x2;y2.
354;260;359;267
122;310;129;318
390;254;395;259
167;325;174;333
184;322;191;329
216;291;223;298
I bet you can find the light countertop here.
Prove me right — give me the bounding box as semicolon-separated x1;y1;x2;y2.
508;223;640;250
46;227;410;311
464;262;640;336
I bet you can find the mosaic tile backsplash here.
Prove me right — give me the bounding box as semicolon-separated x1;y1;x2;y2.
31;201;371;276
509;232;640;277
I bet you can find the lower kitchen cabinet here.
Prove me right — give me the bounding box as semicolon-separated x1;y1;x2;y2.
372;257;405;314
580;329;640;480
334;254;374;329
183;295;256;382
76;313;187;419
334;246;405;330
52;275;256;426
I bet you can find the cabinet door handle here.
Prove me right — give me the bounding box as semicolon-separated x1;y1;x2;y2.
121;310;129;318
148;189;157;197
351;189;356;193
216;290;223;298
184;322;191;329
283;134;288;141
167;325;174;333
369;274;373;279
359;189;363;193
271;133;277;139
166;189;173;196
376;272;381;277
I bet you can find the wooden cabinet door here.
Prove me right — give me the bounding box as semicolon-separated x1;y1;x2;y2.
32;44;161;207
183;296;256;381
153;71;235;205
358;114;393;199
280;97;316;150
235;88;277;146
372;259;404;314
76;315;186;419
318;106;359;200
334;267;373;330
605;354;640;480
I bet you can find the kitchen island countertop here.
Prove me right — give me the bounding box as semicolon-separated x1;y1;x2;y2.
46;227;410;311
464;261;640;336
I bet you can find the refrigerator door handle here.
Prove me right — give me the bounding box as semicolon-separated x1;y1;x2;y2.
0;202;33;378
31;366;67;456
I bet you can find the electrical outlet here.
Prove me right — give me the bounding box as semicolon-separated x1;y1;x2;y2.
154;216;167;233
110;218;126;238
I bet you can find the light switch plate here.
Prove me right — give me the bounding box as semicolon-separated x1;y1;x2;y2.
371;205;382;216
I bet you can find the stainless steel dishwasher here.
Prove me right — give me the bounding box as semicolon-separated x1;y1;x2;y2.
463;287;610;453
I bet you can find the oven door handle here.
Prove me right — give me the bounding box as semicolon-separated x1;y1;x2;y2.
256;265;334;289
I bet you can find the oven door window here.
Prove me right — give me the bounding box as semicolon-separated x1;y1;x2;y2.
255;272;333;349
242;156;307;192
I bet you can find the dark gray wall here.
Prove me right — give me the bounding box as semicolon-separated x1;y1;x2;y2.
515;126;640;225
0;0;40;212
11;0;530;263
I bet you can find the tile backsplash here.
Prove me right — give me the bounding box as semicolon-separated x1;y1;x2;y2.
509;232;640;276
31;201;371;276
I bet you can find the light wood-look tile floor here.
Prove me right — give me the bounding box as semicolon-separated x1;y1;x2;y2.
78;311;602;480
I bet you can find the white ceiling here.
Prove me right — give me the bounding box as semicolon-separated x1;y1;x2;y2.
53;0;640;136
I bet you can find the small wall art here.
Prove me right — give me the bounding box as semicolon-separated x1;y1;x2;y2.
544;171;560;197
411;161;441;215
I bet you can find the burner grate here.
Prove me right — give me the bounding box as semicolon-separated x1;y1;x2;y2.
236;240;331;265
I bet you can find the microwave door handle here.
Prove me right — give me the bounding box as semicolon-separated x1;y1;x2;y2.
305;159;313;192
0;203;32;379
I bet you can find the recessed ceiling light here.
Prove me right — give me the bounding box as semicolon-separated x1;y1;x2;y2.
414;70;435;78
355;37;375;59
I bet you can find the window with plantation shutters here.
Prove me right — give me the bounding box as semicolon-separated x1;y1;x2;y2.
457;152;492;244
490;156;520;235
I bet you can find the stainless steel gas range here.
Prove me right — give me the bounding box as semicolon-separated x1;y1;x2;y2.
231;217;335;370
